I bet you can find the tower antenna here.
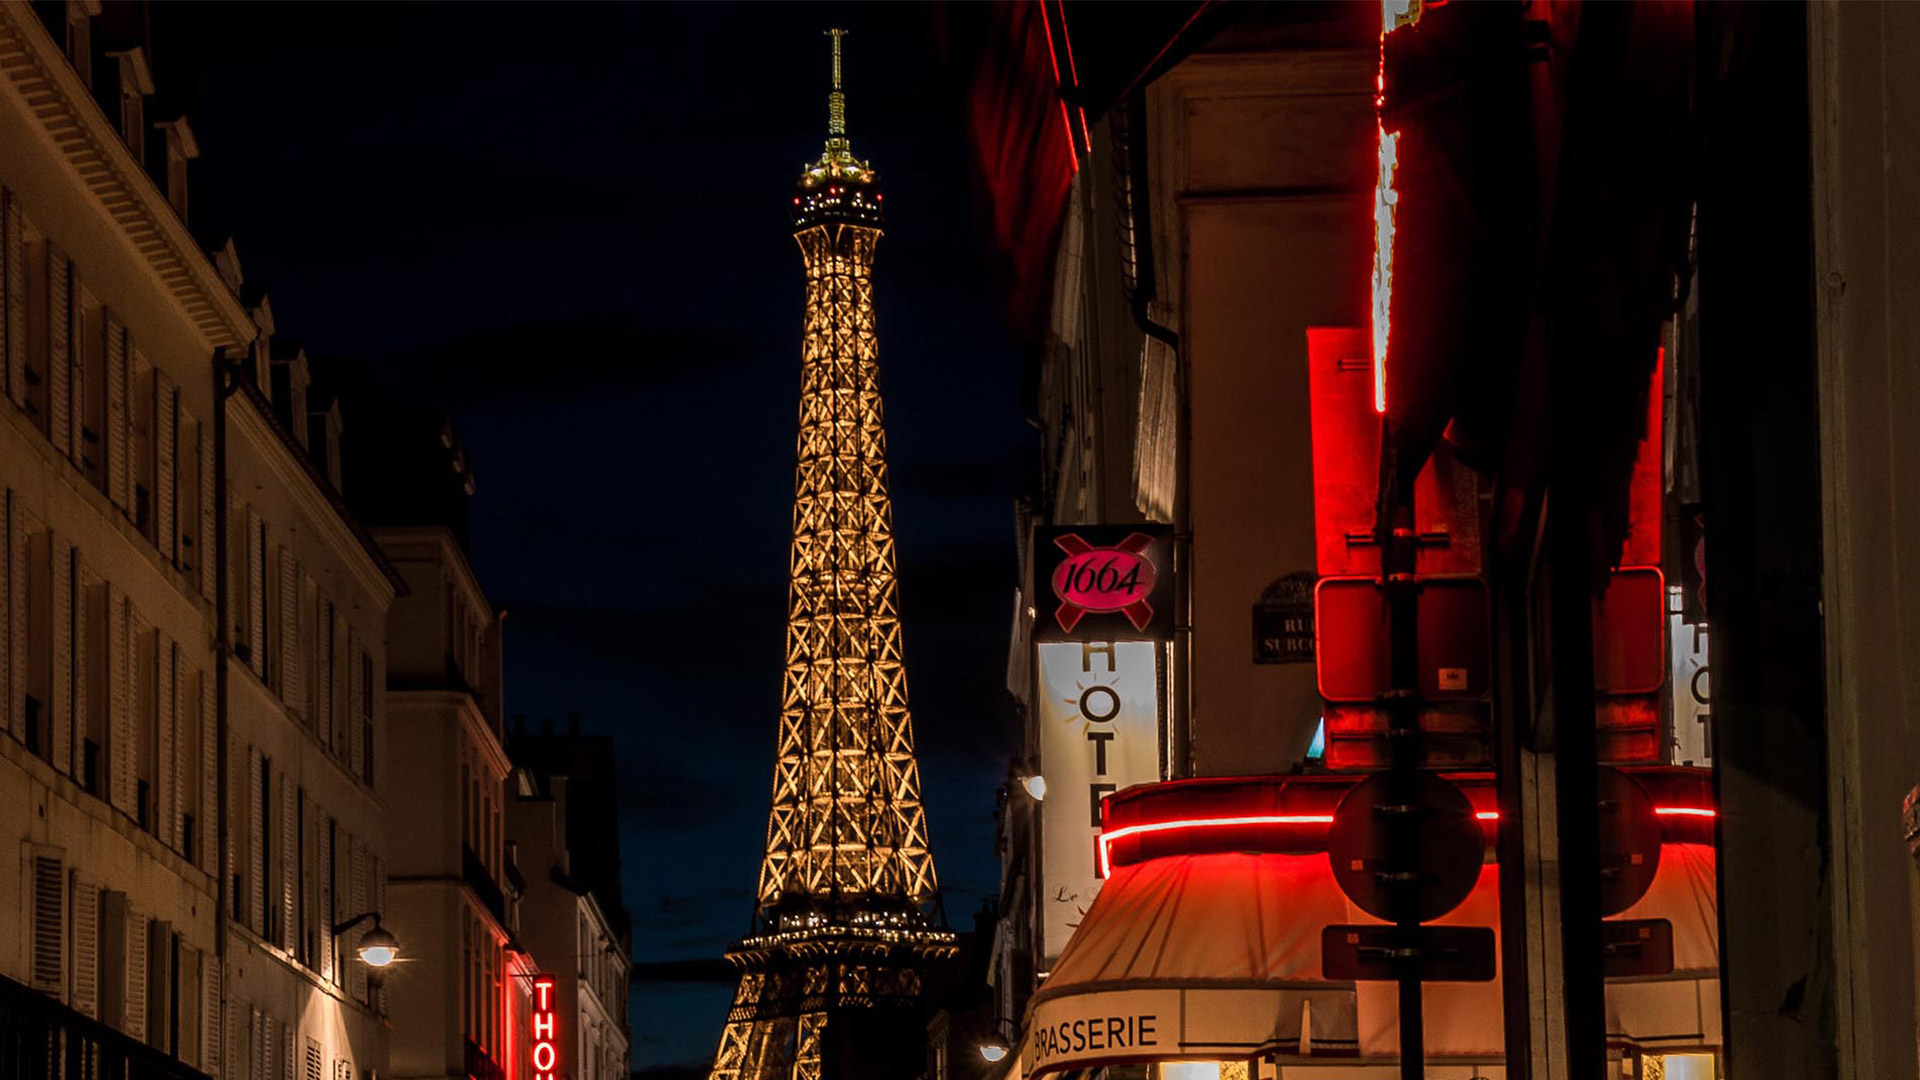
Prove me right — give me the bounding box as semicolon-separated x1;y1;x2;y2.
826;28;847;138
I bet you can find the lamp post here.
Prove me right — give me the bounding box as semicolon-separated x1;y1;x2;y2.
332;911;400;969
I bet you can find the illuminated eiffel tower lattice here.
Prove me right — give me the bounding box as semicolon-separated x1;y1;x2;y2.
708;30;955;1080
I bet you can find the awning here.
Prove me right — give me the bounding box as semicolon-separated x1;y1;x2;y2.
1019;775;1720;1076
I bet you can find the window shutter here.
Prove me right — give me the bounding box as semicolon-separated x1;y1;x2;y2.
3;191;25;408
123;905;148;1042
202;670;218;873
108;585;134;816
50;537;72;775
320;815;336;984
203;954;223;1075
347;628;364;785
198;433;215;600
65;262;83;471
29;848;65;995
249;748;265;935
280;774;296;949
70;870;98;1017
2;490;14;734
347;631;363;782
319;602;337;755
278;549;299;710
306;1037;323;1080
371;854;387;1015
105;313;129;511
172;646;188;853
247;510;265;677
72;563;90;789
46;243;69;456
259;1012;273;1080
155;370;176;566
154;631;175;848
283;1017;296;1080
348;835;367;1002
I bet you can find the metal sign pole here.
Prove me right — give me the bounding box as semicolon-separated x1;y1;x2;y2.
1379;431;1425;1080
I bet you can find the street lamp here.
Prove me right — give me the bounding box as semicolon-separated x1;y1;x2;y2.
978;1039;1009;1064
1018;774;1048;801
332;912;400;968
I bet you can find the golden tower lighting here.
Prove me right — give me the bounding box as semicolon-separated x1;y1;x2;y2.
708;31;955;1080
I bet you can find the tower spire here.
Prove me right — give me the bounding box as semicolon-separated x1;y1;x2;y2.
827;28;846;137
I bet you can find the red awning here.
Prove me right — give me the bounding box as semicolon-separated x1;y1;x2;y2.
1020;779;1720;1076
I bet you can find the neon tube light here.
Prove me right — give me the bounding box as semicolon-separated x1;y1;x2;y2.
1098;814;1336;875
1372;0;1418;414
531;974;558;1080
1467;808;1714;822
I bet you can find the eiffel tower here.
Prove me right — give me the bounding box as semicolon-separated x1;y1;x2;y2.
708;31;956;1080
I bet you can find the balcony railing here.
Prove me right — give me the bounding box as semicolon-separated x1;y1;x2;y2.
0;972;210;1080
463;846;507;926
464;1038;505;1080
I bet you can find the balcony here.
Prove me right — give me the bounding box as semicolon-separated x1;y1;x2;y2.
0;972;209;1080
463;846;507;927
464;1038;505;1080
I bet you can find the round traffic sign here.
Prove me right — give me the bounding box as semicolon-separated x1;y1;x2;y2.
1596;766;1662;916
1328;772;1486;923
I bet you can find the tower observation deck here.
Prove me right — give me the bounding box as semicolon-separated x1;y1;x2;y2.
707;30;955;1080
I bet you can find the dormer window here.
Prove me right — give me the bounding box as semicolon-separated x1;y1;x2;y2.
107;48;154;165
269;345;311;448
309;401;343;490
64;2;97;88
155;118;199;223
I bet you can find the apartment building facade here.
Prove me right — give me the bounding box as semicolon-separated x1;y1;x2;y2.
507;725;631;1080
377;521;513;1080
1;3;401;1078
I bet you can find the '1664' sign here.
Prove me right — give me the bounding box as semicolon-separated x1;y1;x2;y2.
1033;525;1175;643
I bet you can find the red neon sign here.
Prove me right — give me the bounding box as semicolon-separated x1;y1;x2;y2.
531;975;559;1080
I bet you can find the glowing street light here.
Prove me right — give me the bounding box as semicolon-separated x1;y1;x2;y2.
332;912;401;969
1019;774;1048;801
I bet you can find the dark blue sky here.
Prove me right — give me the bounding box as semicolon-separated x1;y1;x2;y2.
162;3;1030;1068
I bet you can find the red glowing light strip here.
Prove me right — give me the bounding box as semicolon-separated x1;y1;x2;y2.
1035;0;1082;172
1053;1;1094;153
1464;808;1717;823
1098;814;1335;875
1098;807;1716;871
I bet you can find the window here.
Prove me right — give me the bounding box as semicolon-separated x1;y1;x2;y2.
130;352;153;540
64;5;92;87
24;522;51;760
78;291;105;491
135;619;155;832
21;223;48;433
82;572;108;791
360;650;375;786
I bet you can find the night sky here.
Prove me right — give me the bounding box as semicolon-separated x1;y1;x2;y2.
159;4;1030;1069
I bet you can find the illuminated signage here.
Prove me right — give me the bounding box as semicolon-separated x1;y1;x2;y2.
532;975;559;1080
1033;526;1174;642
1036;641;1160;961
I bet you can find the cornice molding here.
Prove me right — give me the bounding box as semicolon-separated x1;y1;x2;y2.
0;4;253;349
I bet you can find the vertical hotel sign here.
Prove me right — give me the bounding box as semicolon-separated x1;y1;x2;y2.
1033;526;1173;962
532;974;559;1079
